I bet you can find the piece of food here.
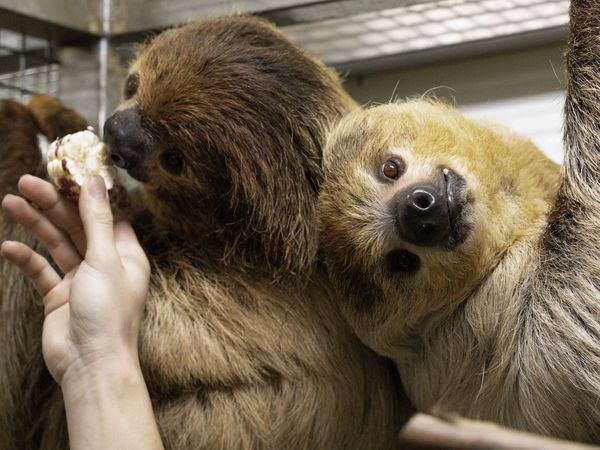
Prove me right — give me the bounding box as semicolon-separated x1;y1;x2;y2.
47;128;114;197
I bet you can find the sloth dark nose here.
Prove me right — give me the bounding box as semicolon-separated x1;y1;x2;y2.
103;108;145;170
394;184;450;247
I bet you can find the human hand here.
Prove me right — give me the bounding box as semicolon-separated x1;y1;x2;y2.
1;175;150;385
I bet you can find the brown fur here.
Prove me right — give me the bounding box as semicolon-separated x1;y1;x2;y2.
318;7;600;440
27;94;88;141
0;100;43;193
0;98;73;449
0;16;407;449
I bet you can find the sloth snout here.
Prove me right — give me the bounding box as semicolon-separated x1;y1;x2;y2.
394;184;450;247
103;107;146;171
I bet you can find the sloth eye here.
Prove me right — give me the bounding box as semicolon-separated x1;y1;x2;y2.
159;150;184;175
124;74;139;99
381;158;403;180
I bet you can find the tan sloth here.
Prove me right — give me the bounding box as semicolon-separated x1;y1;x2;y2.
318;5;600;439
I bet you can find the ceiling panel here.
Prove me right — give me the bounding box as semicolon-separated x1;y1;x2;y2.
283;0;568;66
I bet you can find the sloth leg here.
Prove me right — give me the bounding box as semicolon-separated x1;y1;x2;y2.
27;94;88;142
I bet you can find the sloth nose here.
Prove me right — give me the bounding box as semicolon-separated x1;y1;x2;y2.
394;184;450;247
103;108;145;170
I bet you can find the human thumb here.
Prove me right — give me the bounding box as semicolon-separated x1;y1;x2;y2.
79;176;117;266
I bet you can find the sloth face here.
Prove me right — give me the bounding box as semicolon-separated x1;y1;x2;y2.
380;158;470;251
318;101;559;355
101;15;351;256
103;16;317;193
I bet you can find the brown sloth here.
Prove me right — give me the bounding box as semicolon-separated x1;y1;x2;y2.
0;15;406;449
317;2;600;442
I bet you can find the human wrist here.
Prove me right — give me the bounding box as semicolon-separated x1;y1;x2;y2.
60;347;163;450
60;347;143;401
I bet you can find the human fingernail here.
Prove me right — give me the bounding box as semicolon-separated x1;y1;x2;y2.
87;176;106;200
0;240;15;257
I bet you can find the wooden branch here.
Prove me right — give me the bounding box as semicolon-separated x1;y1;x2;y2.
399;413;600;450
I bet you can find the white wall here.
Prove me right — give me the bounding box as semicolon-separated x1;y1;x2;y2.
343;43;566;163
460;92;564;163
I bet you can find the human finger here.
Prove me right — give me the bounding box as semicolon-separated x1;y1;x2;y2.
0;240;61;296
2;194;82;273
17;175;86;255
79;176;117;268
42;271;73;316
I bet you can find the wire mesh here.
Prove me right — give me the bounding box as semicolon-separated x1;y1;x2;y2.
0;28;60;101
283;0;568;64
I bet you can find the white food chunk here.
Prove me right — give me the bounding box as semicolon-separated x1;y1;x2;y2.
47;128;115;198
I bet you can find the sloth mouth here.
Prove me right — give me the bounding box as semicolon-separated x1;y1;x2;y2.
385;248;420;274
443;168;458;233
124;165;150;183
442;167;469;249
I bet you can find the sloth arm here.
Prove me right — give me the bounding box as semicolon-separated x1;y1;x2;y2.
544;0;600;251
535;1;600;306
494;1;600;440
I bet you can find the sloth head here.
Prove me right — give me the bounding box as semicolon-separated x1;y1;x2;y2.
103;15;353;274
318;100;559;355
